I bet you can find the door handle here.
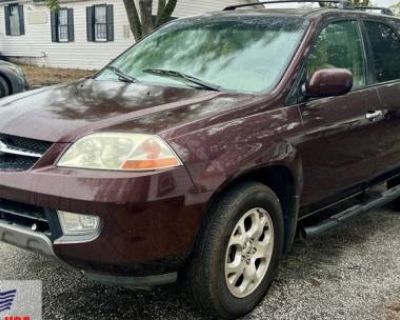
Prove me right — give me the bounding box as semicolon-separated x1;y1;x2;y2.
366;110;383;121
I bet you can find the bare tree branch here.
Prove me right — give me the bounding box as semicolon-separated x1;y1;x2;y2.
139;0;154;36
123;0;143;41
157;0;166;17
157;0;178;26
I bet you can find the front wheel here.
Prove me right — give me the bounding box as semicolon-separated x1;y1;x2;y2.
186;182;284;319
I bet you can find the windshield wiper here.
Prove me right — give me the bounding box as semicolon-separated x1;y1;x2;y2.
142;68;222;92
105;66;137;83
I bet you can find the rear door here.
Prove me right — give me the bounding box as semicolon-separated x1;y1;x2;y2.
361;19;400;177
296;19;382;207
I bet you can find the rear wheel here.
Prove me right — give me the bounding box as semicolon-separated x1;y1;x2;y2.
186;182;284;319
0;75;10;98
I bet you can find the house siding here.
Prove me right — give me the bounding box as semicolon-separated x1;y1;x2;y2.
0;0;247;70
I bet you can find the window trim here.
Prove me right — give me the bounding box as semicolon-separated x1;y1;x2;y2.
5;3;24;37
51;7;74;43
87;4;114;43
94;4;107;42
359;18;400;87
58;8;69;42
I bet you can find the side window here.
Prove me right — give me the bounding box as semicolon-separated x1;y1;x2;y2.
306;21;366;88
51;8;74;43
86;5;114;42
4;4;25;36
364;21;400;83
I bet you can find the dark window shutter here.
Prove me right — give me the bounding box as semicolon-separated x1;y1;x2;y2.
4;6;10;36
86;6;94;42
50;11;58;42
106;5;114;42
67;8;74;42
18;5;24;35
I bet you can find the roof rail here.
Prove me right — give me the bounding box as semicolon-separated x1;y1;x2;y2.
223;0;352;11
352;6;394;16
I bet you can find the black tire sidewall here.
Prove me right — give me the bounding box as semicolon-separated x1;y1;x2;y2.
0;76;10;98
209;184;284;317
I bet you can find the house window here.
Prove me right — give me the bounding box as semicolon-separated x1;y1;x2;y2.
5;4;25;36
87;5;114;42
95;5;107;41
51;8;74;43
58;9;69;42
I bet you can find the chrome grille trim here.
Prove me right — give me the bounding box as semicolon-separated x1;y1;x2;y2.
0;140;42;158
0;134;52;171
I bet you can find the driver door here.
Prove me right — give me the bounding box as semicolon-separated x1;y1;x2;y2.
297;19;383;207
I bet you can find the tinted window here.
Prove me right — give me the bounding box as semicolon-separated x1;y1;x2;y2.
364;21;400;83
98;17;309;93
306;21;365;88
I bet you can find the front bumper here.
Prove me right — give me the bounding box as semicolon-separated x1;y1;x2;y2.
0;221;54;257
0;221;178;288
0;161;204;279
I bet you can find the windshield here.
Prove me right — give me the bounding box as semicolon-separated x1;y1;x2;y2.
97;16;309;93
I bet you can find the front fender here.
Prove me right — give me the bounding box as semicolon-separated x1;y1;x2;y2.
169;104;304;202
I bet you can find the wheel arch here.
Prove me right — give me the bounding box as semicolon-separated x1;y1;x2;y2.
204;162;301;254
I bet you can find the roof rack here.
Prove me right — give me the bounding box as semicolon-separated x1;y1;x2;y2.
352;6;394;16
223;0;352;11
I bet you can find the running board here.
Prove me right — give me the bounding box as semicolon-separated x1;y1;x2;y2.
302;184;400;238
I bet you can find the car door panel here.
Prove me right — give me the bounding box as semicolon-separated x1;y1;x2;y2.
361;20;400;177
294;19;383;208
299;88;381;206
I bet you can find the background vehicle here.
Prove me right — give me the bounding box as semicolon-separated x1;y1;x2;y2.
0;1;399;319
0;59;28;98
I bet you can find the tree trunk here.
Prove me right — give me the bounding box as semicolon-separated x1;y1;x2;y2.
157;0;178;25
139;0;154;36
123;0;142;41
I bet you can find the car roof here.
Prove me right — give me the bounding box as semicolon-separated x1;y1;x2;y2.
199;7;400;21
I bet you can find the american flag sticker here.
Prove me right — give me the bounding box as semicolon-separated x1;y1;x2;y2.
0;281;42;320
0;290;16;313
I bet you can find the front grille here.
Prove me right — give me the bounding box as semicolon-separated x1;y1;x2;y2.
0;199;63;240
0;134;52;171
0;199;58;238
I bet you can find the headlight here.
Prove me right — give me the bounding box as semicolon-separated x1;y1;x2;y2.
57;133;182;171
57;211;100;236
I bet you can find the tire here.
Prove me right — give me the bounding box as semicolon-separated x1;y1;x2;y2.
0;75;10;98
388;177;400;210
186;181;284;319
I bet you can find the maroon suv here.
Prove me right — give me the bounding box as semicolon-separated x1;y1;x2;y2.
1;2;400;318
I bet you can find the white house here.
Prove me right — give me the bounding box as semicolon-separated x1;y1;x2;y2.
0;0;248;70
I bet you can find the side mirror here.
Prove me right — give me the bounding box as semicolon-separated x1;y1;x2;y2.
303;68;353;98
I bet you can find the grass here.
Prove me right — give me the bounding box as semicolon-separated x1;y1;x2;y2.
19;64;95;88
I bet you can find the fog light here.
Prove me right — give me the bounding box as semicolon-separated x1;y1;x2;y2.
57;211;100;236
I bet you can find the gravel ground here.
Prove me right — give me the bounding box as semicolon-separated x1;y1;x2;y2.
0;207;399;320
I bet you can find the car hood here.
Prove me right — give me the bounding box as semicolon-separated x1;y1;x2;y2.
0;79;249;142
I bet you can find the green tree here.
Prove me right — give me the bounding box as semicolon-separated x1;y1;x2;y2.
45;0;178;41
